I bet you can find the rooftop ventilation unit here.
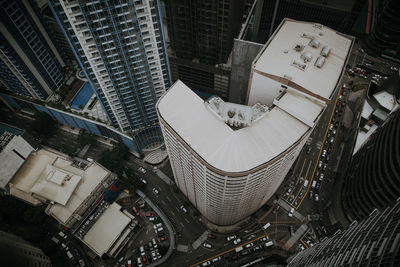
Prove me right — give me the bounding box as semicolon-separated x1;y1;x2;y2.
314;56;325;68
309;38;320;48
292;60;306;70
294;44;305;52
321;46;331;57
300;52;313;62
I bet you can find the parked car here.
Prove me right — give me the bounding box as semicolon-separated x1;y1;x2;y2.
138;167;146;173
207;233;216;239
203;242;212;249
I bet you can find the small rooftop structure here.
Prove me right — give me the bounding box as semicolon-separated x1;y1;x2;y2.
206;96;268;129
82;202;132;257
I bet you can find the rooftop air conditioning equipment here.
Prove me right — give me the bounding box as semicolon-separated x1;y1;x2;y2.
300;52;313;62
294;44;305;52
314;56;325;68
309;38;320;48
292;60;306;70
321;46;331;57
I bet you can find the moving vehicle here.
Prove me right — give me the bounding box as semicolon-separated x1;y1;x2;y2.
288;207;295;217
262;223;271;230
152;188;159;195
138;167;146;173
227;235;236;241
233;238;241;245
235;246;244;253
180;205;188;213
66;251;74;260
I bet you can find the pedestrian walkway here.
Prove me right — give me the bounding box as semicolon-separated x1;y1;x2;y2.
78;144;90;158
192;230;210;250
153;169;173;185
286;224;308;249
276;199;305;222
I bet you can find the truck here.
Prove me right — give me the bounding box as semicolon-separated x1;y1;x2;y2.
235;246;244;253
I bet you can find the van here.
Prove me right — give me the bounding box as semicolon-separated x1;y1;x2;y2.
66;251;74;259
262;223;271;230
311;180;317;189
265;241;274;247
303;180;309;188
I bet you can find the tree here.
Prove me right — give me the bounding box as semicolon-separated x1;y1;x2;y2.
77;131;96;147
31;112;56;137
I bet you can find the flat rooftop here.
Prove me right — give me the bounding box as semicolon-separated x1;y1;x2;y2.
249;19;352;106
82;202;131;257
9;149;110;223
0;133;35;189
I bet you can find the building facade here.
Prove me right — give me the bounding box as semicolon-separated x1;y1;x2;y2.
249;0;365;44
0;0;65;100
48;0;172;132
342;109;400;221
164;0;245;99
288;199;400;266
0;230;52;267
157;19;353;225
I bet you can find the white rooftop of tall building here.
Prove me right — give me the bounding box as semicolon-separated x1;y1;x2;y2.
0;133;35;189
8;149;111;224
82;202;131;257
157;19;353;173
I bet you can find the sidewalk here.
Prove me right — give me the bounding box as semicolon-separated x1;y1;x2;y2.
153;169;173;185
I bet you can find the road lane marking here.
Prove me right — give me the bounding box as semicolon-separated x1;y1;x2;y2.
184;218;190;224
296;85;342;210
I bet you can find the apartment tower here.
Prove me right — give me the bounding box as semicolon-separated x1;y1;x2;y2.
48;0;172;132
0;0;65;100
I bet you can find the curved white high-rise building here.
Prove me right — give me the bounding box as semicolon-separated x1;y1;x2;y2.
157;19;353;225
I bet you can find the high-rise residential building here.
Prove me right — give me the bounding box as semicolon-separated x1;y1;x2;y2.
365;0;400;60
249;0;366;44
48;0;172;132
0;0;65;100
0;230;52;267
164;0;245;99
287;199;400;266
342;109;400;221
157;19;353;225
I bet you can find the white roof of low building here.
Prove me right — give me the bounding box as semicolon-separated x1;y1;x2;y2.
0;134;35;189
373;91;398;112
82;202;131;256
9;149;110;224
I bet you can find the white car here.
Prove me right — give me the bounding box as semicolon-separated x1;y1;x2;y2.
203;242;212;249
245;242;254;248
139;177;147;184
233;238;241;245
153;223;162;229
288;207;295;217
227;235;236;241
138;167;146;173
180;205;188;213
152;188;159;195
